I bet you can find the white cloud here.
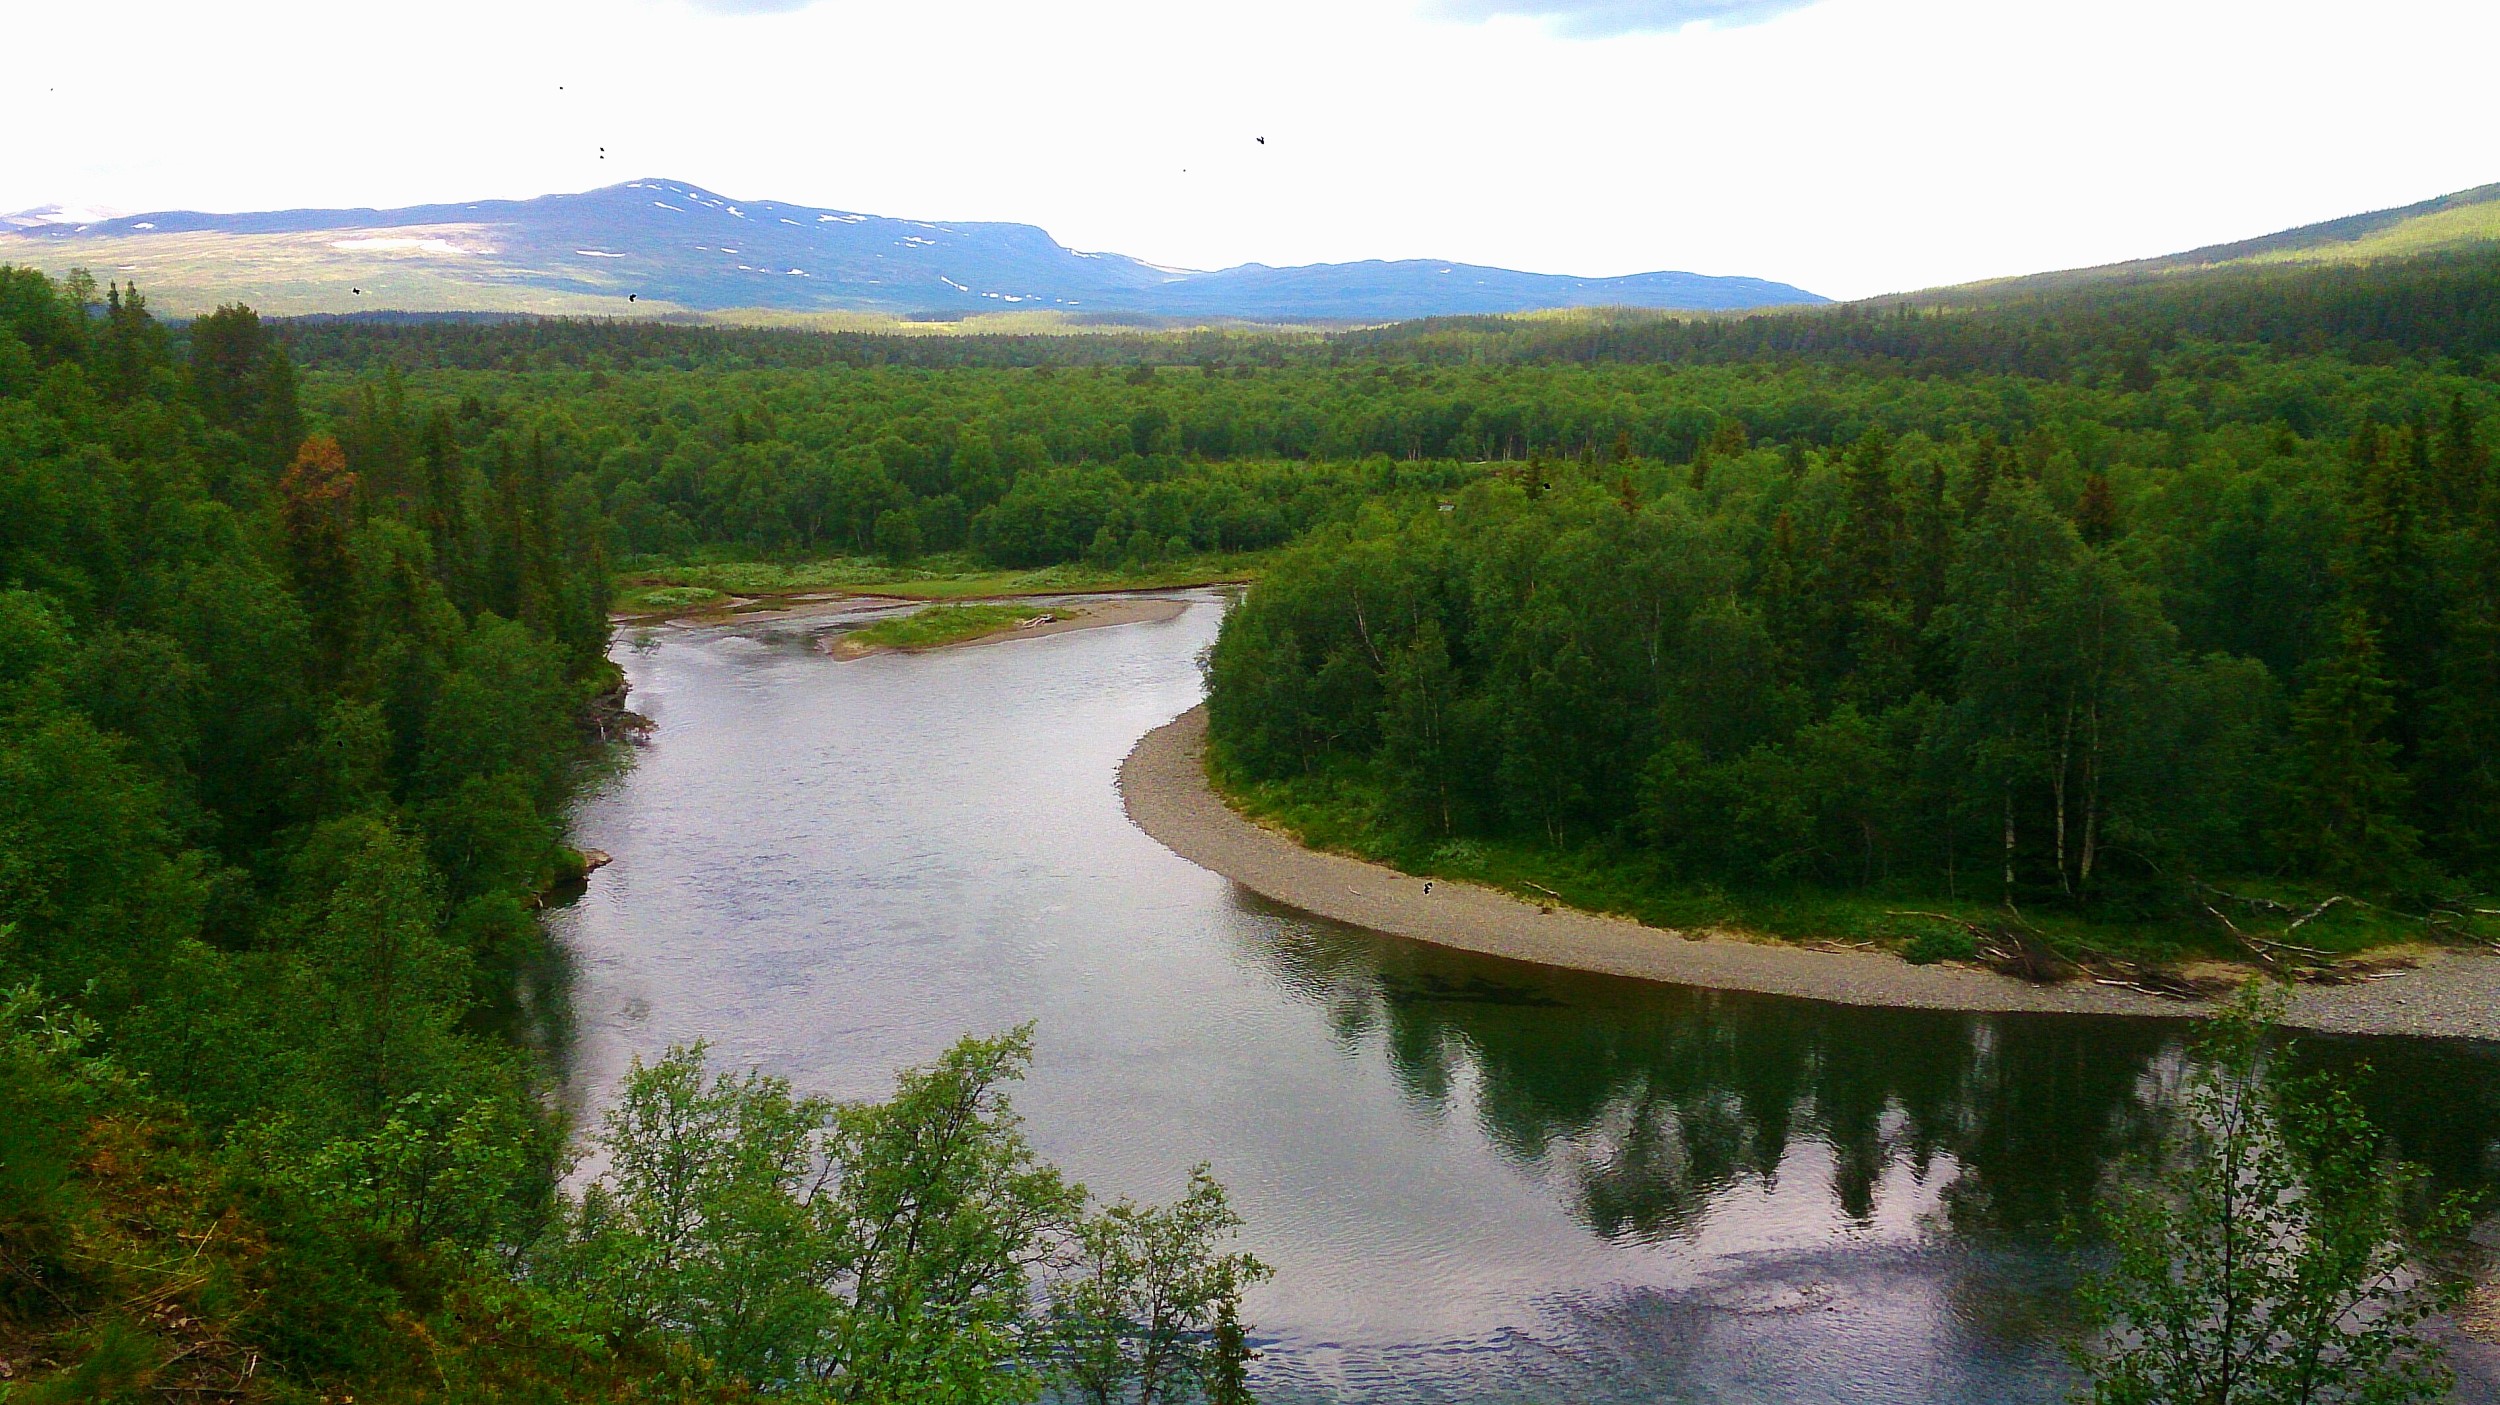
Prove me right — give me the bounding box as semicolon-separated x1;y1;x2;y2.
4;0;2496;300
1427;0;1813;37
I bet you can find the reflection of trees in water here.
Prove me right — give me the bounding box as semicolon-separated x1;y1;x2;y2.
1241;908;2500;1251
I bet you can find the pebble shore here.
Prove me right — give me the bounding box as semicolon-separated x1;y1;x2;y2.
1120;706;2500;1041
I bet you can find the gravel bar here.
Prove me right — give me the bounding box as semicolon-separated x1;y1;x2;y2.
1120;706;2500;1040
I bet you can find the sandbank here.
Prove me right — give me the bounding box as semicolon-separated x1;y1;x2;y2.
1118;706;2500;1040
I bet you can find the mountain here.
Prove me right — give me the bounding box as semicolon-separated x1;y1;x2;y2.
3;201;131;230
1908;180;2500;305
0;179;1826;321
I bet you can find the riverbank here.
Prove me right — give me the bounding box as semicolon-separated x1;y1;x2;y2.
1118;706;2500;1039
832;597;1187;657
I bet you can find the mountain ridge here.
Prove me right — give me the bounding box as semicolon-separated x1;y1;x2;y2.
0;178;1827;321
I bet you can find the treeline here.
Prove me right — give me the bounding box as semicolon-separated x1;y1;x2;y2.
274;313;1310;375
262;327;2475;570
1337;247;2500;375
268;243;2500;390
1206;388;2500;916
302;363;1491;564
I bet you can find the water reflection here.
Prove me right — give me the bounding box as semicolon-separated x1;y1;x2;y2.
1240;897;2191;1245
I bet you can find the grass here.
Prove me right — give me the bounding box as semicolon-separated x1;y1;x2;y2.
841;603;1043;651
613;583;729;612
614;550;1267;612
2239;199;2500;269
1208;758;2482;970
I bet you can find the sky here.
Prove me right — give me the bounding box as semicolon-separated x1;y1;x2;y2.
6;0;2495;300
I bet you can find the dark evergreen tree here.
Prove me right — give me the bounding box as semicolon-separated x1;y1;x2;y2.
2434;393;2487;519
2340;424;2439;761
2276;610;2420;887
186;302;270;431
2074;471;2117;546
95;281;168;402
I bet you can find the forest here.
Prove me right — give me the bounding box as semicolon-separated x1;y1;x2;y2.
1201;370;2500;949
0;269;1262;1403
7;234;2500;1398
273;256;2500;957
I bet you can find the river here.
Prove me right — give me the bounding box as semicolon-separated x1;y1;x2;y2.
548;592;2500;1403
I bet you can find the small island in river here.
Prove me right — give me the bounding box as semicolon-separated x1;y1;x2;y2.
832;596;1188;658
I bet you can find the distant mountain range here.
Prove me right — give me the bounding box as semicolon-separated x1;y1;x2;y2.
0;180;1826;322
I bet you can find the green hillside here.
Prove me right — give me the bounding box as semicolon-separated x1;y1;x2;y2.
2143;181;2500;270
1919;180;2500;305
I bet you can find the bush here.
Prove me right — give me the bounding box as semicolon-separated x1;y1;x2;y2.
1900;926;1978;965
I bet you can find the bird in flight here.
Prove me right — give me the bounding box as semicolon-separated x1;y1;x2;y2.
628;294;638;302
1256;136;1266;145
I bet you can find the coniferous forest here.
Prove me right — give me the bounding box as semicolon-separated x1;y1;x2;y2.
6;239;2500;1398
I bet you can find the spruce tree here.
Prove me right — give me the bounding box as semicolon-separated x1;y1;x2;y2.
1827;430;1912;702
2433;393;2487;519
2339;423;2438;762
253;347;305;476
186;303;269;431
1959;430;2006;517
2420;477;2500;881
418;409;475;612
96;281;167;402
2074;472;2117;546
2277;609;2420;887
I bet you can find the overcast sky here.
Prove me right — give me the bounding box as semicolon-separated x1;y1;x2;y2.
7;0;2493;299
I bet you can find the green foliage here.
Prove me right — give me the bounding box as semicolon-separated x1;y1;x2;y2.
1044;1166;1272;1405
0;984;125;1318
845;603;1041;652
2077;986;2471;1405
537;1030;1265;1404
0;268;614;1398
268;1088;553;1256
540;1045;839;1388
812;1028;1081;1403
1900;926;1978;966
1201;358;2500;948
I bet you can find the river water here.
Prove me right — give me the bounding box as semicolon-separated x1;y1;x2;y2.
550;592;2500;1403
